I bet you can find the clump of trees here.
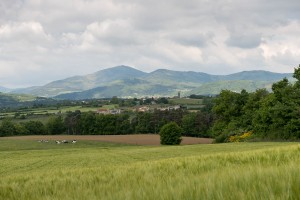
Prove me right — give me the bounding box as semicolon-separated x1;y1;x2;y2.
212;65;300;142
0;119;47;136
159;122;183;145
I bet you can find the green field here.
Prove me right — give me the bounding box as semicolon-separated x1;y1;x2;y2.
0;106;102;122
169;98;203;105
0;105;118;118
0;140;300;199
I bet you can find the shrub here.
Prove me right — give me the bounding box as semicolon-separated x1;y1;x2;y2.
159;122;183;145
229;131;253;142
214;133;227;143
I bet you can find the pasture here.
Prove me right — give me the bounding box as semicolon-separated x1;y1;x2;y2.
1;134;213;145
0;105;101;123
0;138;299;200
169;98;203;105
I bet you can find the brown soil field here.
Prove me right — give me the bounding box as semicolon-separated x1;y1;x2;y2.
1;134;214;145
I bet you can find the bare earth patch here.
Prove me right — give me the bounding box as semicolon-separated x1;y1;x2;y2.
1;134;213;145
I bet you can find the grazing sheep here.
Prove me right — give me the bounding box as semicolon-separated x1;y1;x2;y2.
38;140;49;143
62;140;69;143
55;140;61;144
72;140;77;144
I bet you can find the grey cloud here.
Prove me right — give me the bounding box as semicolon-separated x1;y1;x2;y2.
271;50;299;66
0;0;23;23
226;32;262;49
0;0;299;87
169;31;215;47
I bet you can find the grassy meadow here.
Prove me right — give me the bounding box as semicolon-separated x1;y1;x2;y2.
0;105;102;123
169;98;203;105
0;140;300;199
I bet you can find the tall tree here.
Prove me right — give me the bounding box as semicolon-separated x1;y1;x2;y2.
64;110;81;135
46;116;66;135
0;119;16;137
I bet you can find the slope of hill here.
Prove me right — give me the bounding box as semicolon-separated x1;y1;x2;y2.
55;78;178;100
222;70;292;81
9;66;293;99
12;65;147;97
0;92;37;107
145;69;217;85
191;80;273;95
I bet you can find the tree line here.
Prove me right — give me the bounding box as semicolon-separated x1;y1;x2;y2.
0;109;213;137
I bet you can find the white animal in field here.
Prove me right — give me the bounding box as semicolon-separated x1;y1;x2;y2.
55;140;61;144
72;140;77;144
38;140;49;143
62;140;69;143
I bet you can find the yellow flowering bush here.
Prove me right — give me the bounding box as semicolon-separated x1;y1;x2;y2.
228;131;253;142
240;131;253;139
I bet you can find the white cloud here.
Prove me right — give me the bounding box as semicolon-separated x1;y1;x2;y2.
0;21;52;43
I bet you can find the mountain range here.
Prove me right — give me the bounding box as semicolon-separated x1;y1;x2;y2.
5;65;293;100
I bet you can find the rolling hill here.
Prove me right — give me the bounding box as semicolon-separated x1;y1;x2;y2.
12;66;147;97
0;92;37;107
55;78;177;100
9;66;293;99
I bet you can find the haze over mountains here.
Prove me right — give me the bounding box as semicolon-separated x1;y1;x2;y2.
3;66;293;100
0;86;12;93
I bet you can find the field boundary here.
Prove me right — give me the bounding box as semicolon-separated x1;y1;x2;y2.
0;134;214;145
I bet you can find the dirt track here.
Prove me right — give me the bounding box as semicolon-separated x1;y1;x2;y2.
1;134;214;145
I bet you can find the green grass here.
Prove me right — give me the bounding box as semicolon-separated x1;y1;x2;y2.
169;98;203;105
0;140;299;199
13;115;50;124
102;104;119;109
0;106;101;123
31;106;99;114
0;106;100;116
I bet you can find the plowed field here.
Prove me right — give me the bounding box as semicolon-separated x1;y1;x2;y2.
1;134;213;145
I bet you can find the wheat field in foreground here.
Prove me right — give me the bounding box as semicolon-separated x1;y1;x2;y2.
0;139;299;200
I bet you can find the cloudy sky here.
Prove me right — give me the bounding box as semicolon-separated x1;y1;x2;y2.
0;0;299;88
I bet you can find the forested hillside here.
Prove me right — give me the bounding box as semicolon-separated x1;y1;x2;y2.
212;65;300;142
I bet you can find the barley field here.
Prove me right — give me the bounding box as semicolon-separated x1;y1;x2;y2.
0;139;299;200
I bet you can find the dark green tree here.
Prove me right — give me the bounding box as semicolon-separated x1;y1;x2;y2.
46;116;66;135
79;112;97;134
0;119;16;137
182;113;197;136
14;123;29;135
64;110;81;135
23;121;46;135
135;112;153;133
110;96;119;104
212;90;249;141
159;122;183;145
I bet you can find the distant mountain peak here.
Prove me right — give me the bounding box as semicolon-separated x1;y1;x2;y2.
101;65;140;71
